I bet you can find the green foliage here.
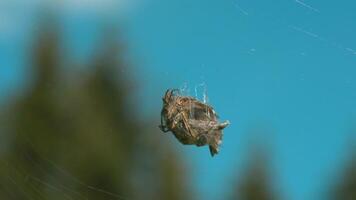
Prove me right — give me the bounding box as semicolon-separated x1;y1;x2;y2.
0;23;192;200
328;150;356;200
231;148;281;200
1;17;355;200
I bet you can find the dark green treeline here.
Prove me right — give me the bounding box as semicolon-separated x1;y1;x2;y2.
0;21;355;200
0;23;192;200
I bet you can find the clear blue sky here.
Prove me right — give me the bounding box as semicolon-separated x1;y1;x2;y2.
1;1;356;200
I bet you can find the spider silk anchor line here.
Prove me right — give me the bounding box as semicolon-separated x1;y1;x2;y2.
159;89;230;156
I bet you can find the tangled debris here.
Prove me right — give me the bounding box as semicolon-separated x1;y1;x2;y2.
159;89;230;156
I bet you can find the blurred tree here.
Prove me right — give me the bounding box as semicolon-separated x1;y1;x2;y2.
328;147;356;200
0;20;193;200
231;147;281;200
155;149;192;200
0;25;64;200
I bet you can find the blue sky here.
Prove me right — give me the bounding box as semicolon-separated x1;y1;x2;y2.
1;0;356;200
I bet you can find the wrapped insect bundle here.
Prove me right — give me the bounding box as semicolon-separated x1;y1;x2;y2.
159;89;229;156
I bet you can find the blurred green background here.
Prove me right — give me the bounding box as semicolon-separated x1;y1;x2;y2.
1;1;356;200
0;21;194;200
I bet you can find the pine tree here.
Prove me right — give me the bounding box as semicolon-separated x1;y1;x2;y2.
0;20;193;200
231;147;281;200
328;147;356;200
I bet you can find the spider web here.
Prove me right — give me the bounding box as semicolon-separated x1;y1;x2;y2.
2;136;128;200
178;82;211;119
